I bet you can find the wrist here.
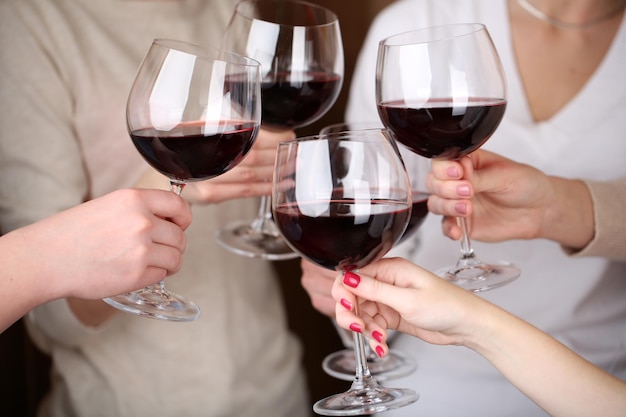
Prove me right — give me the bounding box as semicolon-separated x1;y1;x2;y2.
541;177;594;249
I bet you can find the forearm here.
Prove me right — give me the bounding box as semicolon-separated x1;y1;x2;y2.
467;304;626;417
0;229;61;332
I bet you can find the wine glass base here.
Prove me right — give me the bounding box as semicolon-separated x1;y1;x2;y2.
313;383;419;416
436;260;520;293
216;220;299;260
103;290;201;322
323;349;417;382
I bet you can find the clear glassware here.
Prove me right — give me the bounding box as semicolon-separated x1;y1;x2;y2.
103;39;261;321
376;23;521;292
319;122;420;382
216;0;344;260
273;130;419;415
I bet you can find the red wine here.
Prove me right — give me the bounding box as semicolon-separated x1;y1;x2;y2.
399;192;429;243
131;121;257;181
377;98;506;159
274;199;410;271
261;71;342;129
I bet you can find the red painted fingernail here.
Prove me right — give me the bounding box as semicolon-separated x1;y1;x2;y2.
372;330;383;343
349;323;362;333
375;345;385;358
343;271;360;288
340;298;352;311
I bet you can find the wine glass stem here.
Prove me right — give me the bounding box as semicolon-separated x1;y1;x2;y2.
352;296;373;383
250;195;272;231
458;217;475;260
170;179;186;196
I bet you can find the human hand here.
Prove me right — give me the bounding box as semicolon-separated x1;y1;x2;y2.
22;188;192;301
300;259;339;317
332;257;489;357
426;149;552;242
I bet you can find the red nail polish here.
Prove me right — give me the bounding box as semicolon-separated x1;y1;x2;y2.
340;298;352;311
375;345;385;358
372;330;383;343
349;323;362;333
343;271;360;288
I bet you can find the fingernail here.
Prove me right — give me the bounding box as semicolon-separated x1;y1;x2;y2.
447;166;460;178
372;330;383;343
340;298;352;311
457;184;471;196
349;323;362;333
343;271;360;288
455;202;467;215
375;345;385;358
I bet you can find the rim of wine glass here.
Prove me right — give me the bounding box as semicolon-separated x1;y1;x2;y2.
232;0;339;28
379;22;488;47
152;38;261;68
282;128;399;146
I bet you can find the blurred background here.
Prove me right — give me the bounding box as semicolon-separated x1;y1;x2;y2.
0;1;395;415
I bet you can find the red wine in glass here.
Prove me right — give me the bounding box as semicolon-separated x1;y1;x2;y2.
130;121;258;181
377;98;507;159
274;199;410;270
261;71;343;129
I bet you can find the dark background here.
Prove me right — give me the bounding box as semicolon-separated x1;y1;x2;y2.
0;1;395;414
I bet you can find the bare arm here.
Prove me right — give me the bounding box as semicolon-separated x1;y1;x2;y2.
0;189;191;332
331;257;626;417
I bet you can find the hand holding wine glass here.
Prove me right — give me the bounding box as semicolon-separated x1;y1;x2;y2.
103;39;261;321
216;0;344;260
273;129;418;415
376;23;520;292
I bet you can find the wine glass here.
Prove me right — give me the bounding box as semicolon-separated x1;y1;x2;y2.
216;0;344;260
273;130;419;415
318;122;422;382
376;23;521;292
103;38;261;321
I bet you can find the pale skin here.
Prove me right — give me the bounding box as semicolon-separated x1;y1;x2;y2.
331;258;626;417
0;188;192;333
427;149;595;249
67;128;295;326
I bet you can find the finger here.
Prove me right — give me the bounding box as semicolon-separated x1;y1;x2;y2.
440;216;463;240
151;217;187;252
142;189;192;229
427;194;473;218
144;243;184;276
430;158;464;180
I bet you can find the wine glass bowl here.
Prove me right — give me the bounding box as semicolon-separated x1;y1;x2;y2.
273;130;419;415
376;23;520;292
103;38;261;321
216;0;344;260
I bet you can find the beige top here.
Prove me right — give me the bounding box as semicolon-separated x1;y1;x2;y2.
0;1;308;416
572;179;626;260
